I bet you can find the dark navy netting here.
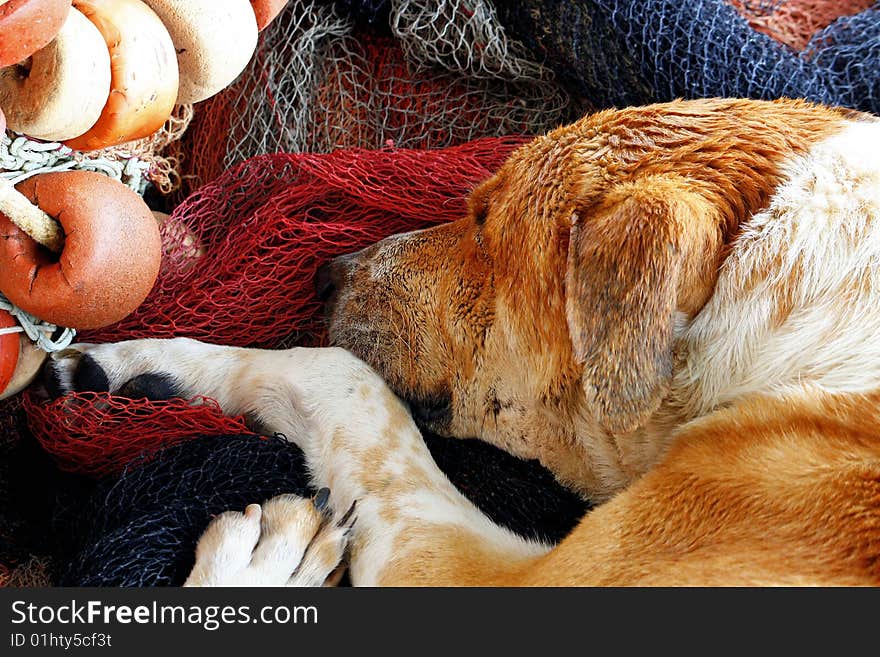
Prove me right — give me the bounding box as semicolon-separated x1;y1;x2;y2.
58;434;313;587
423;432;589;545
495;0;880;113
332;0;392;28
57;432;588;587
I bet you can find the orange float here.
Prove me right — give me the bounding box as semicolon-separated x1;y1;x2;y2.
0;170;161;330
0;310;20;395
250;0;288;31
0;0;72;67
0;7;111;141
0;326;50;400
64;0;179;151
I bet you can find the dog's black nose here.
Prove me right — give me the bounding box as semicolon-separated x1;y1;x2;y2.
315;262;337;302
316;252;363;303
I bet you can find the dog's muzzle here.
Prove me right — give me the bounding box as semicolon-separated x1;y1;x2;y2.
315;251;362;316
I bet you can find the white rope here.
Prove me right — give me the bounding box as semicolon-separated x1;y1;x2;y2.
0;292;76;353
0;133;150;194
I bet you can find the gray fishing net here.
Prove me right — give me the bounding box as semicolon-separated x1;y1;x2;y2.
179;0;570;191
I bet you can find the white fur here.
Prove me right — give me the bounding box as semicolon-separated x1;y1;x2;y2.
47;118;880;586
677;120;880;416
50;342;548;586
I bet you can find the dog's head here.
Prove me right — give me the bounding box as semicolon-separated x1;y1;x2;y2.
320;99;846;493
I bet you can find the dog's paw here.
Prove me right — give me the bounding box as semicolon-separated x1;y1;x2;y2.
184;489;356;587
41;341;183;400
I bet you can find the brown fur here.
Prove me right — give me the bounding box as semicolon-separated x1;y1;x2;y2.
375;390;880;586
326;97;851;498
318;98;880;585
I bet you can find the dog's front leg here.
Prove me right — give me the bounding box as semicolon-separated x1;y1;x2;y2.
48;339;552;586
46;337;312;435
47;338;355;587
266;347;553;586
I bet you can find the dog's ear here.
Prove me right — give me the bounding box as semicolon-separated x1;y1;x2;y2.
467;175;501;225
565;175;721;434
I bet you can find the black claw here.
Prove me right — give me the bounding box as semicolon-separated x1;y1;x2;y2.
312;487;331;513
337;500;357;528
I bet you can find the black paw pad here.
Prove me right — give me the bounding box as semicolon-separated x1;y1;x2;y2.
116;373;182;401
72;354;110;393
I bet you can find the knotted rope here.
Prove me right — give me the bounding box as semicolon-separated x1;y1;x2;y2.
0;132;152;252
0;292;75;352
0;133;149;191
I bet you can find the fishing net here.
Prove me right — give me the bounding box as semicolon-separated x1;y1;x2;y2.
0;395;95;587
423;432;588;545
23;137;526;477
177;0;879;196
177;0;569;194
0;556;52;587
58;434;312;587
493;0;880;113
58;431;586;587
24;394;252;478
83;137;526;348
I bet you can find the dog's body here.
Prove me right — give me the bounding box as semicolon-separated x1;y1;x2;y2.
49;99;880;585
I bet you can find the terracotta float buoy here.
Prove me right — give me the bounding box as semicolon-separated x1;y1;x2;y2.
141;0;258;104
0;0;72;68
0;316;51;400
250;0;289;31
64;0;179;151
0;170;161;330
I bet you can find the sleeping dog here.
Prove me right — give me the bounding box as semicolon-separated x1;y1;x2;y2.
47;98;880;585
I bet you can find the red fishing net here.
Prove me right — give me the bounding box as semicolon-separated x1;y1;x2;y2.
176;0;878;200
24;136;527;476
24;394;252;477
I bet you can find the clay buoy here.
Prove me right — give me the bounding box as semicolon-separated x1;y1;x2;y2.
64;0;179;151
141;0;258;104
0;7;111;140
0;327;50;400
0;0;71;68
250;0;288;31
0;171;161;329
0;310;20;395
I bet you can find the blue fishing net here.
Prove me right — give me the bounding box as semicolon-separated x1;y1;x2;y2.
495;0;879;112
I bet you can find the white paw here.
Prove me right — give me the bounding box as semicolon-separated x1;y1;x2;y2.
41;339;188;400
184;489;356;587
